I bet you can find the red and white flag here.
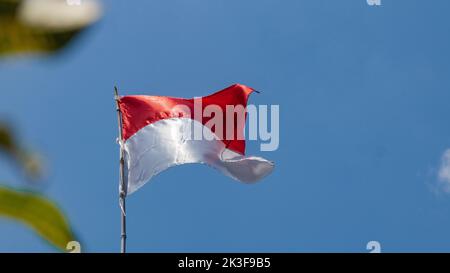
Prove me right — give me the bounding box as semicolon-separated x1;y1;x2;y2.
118;84;274;194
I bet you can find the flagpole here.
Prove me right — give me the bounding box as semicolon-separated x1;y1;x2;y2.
114;86;127;253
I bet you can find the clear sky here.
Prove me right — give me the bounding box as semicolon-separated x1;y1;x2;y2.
1;0;450;252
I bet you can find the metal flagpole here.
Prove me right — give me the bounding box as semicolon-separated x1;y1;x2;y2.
114;86;127;253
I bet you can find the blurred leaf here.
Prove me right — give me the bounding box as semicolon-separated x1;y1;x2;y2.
0;186;75;251
0;0;101;57
0;123;15;153
0;122;43;179
0;17;79;56
0;0;20;15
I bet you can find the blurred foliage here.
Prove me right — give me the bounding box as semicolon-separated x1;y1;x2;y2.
0;0;99;57
0;122;74;251
0;122;43;179
0;186;75;251
0;0;102;251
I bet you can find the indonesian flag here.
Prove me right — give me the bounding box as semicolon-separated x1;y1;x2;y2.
118;84;274;194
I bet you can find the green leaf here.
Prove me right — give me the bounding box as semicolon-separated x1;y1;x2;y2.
0;16;80;57
0;122;43;179
0;0;101;57
0;186;75;251
0;122;15;153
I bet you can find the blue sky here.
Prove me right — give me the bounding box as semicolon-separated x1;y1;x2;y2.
1;0;450;252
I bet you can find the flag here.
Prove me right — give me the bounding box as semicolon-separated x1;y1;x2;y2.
118;84;274;194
